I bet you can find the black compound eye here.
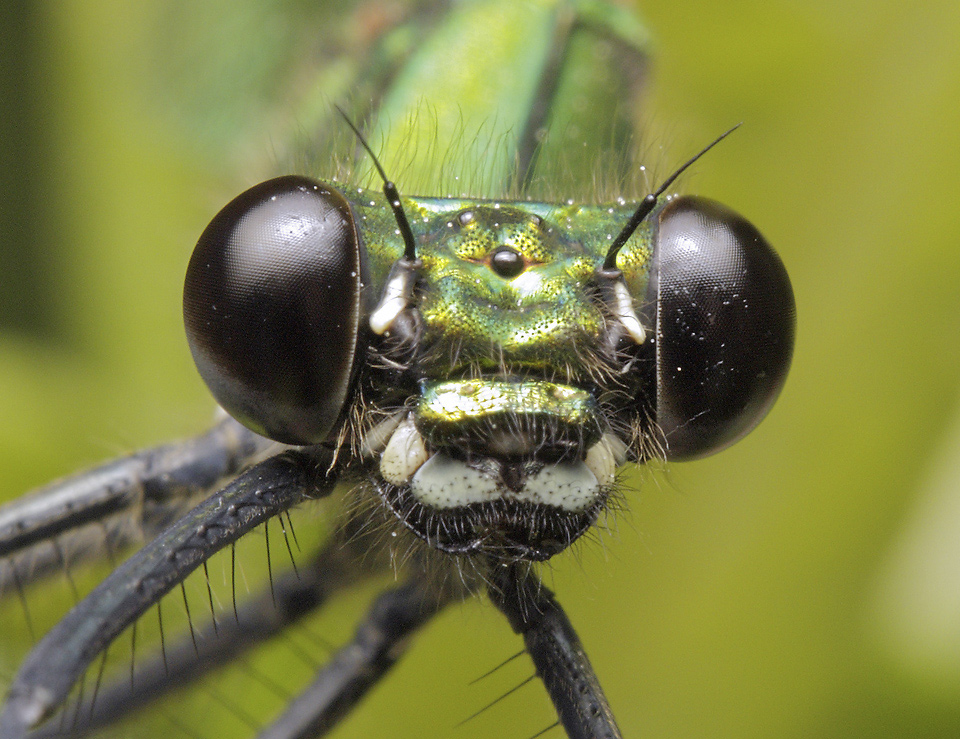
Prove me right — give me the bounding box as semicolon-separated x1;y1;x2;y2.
648;196;795;460
183;175;366;445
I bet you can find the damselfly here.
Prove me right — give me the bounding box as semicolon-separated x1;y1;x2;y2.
1;2;793;737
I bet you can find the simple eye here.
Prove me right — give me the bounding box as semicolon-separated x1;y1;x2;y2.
183;175;367;445
647;196;796;460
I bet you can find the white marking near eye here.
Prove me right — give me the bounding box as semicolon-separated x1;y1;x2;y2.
584;436;623;488
360;412;406;459
611;278;647;345
370;269;413;335
380;416;430;485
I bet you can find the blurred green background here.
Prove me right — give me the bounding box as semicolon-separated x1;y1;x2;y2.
1;1;960;737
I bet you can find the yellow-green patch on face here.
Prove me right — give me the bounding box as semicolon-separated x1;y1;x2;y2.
357;193;657;380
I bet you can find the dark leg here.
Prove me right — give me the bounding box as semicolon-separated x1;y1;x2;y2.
0;416;275;590
257;576;454;739
488;565;623;739
30;524;386;738
1;448;331;738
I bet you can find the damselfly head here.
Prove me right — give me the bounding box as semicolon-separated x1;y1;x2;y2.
182;121;794;562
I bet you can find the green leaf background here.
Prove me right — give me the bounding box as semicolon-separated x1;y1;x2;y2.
1;1;959;737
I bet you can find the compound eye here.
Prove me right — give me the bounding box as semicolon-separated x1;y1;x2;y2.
183;175;366;445
650;196;795;460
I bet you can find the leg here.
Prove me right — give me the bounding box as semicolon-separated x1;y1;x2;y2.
258;575;456;739
488;564;623;739
0;416;276;591
1;448;330;738
37;515;390;737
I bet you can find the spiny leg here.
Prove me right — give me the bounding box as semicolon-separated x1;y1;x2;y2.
488;564;622;739
0;416;275;593
258;575;457;739
35;519;390;738
0;448;331;738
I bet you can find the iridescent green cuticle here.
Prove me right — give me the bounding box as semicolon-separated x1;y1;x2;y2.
418;379;597;428
350;189;658;379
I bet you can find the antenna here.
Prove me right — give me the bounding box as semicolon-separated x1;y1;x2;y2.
336;106;418;262
602;123;742;270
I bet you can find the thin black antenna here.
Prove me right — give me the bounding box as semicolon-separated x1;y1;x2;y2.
336;105;418;262
602;123;742;270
